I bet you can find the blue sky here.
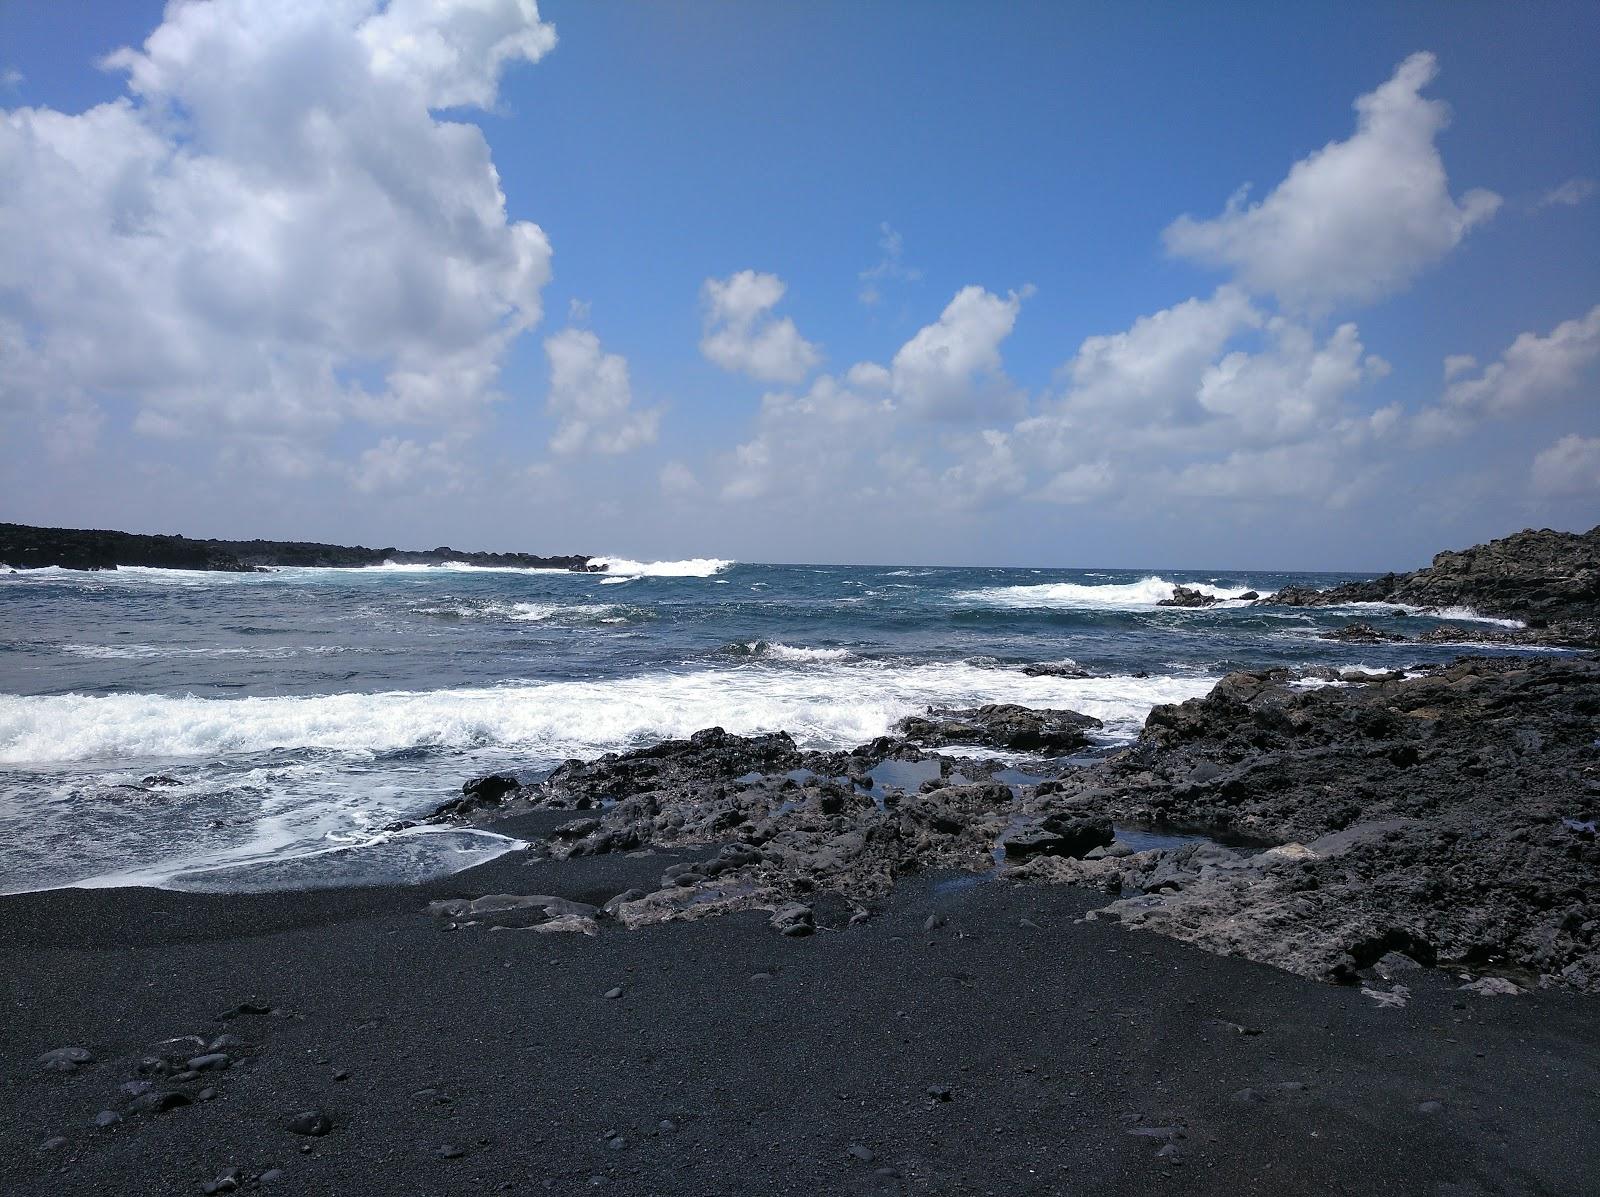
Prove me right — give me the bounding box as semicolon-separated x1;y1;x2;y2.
1;1;1595;568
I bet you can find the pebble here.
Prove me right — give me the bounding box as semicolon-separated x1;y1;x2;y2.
130;1090;192;1115
926;1085;953;1102
923;914;945;933
436;1144;467;1159
38;1046;94;1073
199;1086;217;1101
94;1110;122;1129
847;1144;875;1163
1416;1100;1445;1115
603;987;625;1000
749;972;774;983
258;1169;284;1184
201;1168;241;1194
658;1119;677;1134
188;1053;231;1071
607;1136;626;1151
285;1109;333;1136
39;1136;68;1152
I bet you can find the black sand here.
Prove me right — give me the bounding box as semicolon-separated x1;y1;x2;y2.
5;834;1598;1196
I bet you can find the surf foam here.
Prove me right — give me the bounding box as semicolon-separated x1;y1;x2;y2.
0;662;1214;767
952;576;1258;610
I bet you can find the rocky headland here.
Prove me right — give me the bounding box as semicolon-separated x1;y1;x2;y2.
0;522;599;573
1261;524;1600;648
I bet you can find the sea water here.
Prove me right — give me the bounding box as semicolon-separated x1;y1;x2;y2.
0;558;1542;893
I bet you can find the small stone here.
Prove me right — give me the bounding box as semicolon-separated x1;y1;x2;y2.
607;1136;626;1151
333;1069;349;1082
603;987;624;1000
38;1046;93;1073
436;1144;467;1159
923;914;945;933
258;1170;284;1184
658;1119;677;1134
285;1109;332;1137
129;1090;192;1115
121;1080;156;1098
770;902;815;937
94;1110;122;1129
749;972;774;983
847;1144;875;1163
1416;1100;1445;1115
39;1136;68;1152
188;1053;231;1071
926;1085;953;1102
207;1034;246;1052
199;1087;217;1101
1231;1087;1266;1105
201;1168;241;1194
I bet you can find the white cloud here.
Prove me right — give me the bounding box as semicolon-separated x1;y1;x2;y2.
1417;305;1600;438
1197;319;1388;444
1059;286;1260;420
1538;178;1597;208
0;68;21;91
1531;434;1600;496
699;270;820;383
352;435;460;494
1164;52;1499;308
859;222;922;305
891;285;1027;421
544;328;659;456
1035;460;1114;505
659;461;701;497
0;0;554;469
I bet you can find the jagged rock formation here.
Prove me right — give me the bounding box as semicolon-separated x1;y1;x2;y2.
1264;525;1599;647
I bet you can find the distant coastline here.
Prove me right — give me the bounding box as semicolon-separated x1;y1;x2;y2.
0;522;601;574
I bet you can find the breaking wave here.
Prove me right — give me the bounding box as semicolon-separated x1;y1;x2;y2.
591;556;734;578
952;576;1258;611
0;662;1215;766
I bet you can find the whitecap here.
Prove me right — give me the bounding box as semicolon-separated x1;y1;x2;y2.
590;556;733;578
951;576;1258;611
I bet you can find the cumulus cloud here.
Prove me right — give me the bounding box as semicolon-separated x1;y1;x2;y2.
1164;52;1499;308
1059;287;1260;421
659;461;701;497
890;285;1027;421
0;0;554;471
1416;305;1600;439
699;270;821;383
1538;178;1597;208
544;328;659;456
1531;434;1600;496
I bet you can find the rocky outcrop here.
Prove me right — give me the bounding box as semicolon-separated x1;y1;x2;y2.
445;655;1600;993
892;704;1103;753
0;522;597;573
1319;622;1408;643
1018;655;1600;989
1262;525;1600;647
1157;585;1218;608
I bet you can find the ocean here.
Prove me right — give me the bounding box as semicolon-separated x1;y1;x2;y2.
0;557;1539;895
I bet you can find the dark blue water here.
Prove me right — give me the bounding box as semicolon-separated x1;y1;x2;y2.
0;558;1544;893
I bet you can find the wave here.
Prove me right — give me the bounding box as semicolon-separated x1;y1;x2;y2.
722;640;855;663
0;663;1216;766
412;600;637;625
590;556;734;578
1326;601;1525;628
59;643;351;660
951;576;1258;611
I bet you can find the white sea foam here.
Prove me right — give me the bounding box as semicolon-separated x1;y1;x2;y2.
728;641;854;663
952;576;1258;610
590;556;733;578
60;643;350;660
0;662;1215;767
1327;601;1525;628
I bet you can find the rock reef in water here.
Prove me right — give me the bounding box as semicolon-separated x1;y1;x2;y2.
1263;524;1600;648
0;521;598;573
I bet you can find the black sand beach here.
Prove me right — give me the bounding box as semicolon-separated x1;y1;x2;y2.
5;822;1599;1197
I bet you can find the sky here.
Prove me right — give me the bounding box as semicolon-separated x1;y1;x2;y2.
0;0;1596;570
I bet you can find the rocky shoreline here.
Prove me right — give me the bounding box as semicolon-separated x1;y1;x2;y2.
0;522;599;573
1260;524;1600;648
424;653;1598;996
